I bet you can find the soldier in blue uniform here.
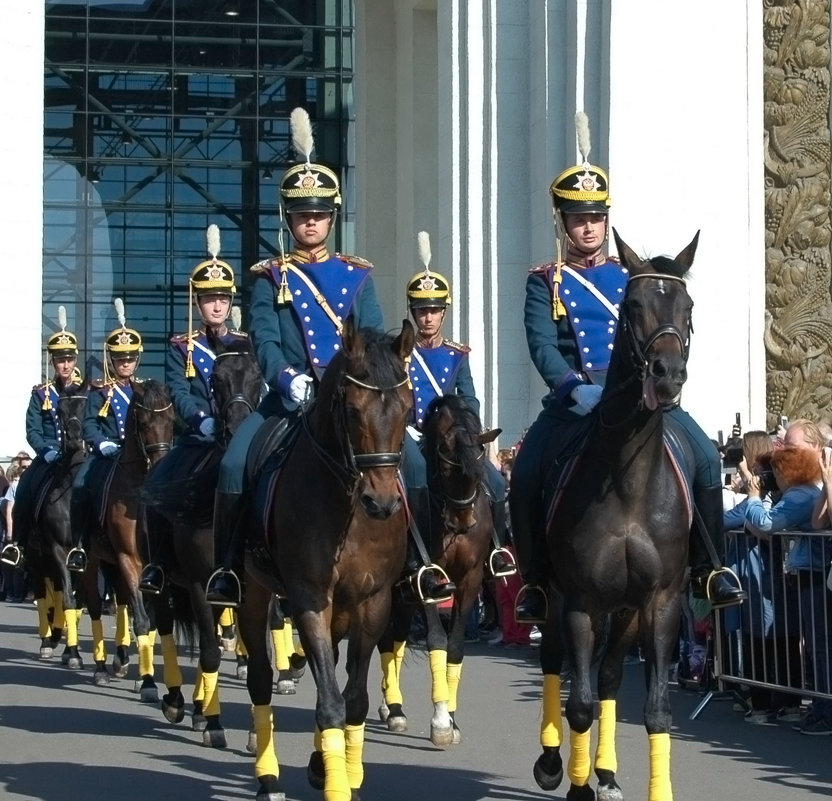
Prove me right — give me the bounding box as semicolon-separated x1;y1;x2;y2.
139;225;251;594
66;301;144;572
510;115;744;623
402;231;516;595
1;307;83;566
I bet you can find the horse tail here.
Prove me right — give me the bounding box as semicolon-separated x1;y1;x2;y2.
168;584;199;657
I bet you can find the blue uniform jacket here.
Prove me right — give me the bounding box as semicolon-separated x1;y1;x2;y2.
84;380;135;449
249;249;384;417
524;260;628;407
25;377;83;456
409;340;479;428
167;327;252;431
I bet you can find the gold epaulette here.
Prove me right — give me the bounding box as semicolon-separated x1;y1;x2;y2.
90;378;106;389
33;382;48;392
227;329;249;339
529;261;555;274
336;253;374;270
170;330;201;344
250;257;278;274
443;338;471;354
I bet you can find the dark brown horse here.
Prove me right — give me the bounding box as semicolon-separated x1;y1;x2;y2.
18;387;88;666
81;379;174;692
377;394;499;746
141;332;262;746
530;230;698;801
237;320;414;801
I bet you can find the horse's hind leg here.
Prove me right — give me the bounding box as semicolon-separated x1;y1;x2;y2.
424;603;453;746
269;598;295;695
84;561;110;686
155;592;185;725
193;586;226;748
377;591;411;732
534;607;566;792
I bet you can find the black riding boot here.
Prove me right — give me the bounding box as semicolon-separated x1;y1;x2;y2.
205;491;245;607
487;497;517;578
508;483;548;624
66;485;91;573
690;484;746;608
403;487;456;604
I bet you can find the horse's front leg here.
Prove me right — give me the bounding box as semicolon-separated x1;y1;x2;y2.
52;538;83;669
83;558;110;687
153;589;186;726
294;605;349;801
594;609;639;801
423;601;453;746
116;549;157;702
376;590;411;732
192;580;226;747
237;576;285;801
641;593;681;801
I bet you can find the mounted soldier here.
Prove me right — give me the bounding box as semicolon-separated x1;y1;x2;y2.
139;224;251;594
66;299;145;572
1;306;84;567
510;113;745;623
401;230;516;598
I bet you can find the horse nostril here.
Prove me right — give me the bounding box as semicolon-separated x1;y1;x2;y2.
651;359;668;378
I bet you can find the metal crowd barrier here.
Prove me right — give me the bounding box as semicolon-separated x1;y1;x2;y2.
691;528;832;719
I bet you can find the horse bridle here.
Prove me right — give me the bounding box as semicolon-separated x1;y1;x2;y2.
212;350;258;419
434;429;484;512
618;273;692;382
130;399;174;465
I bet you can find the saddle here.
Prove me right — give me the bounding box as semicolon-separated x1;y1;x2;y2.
88;457;120;527
27;460;58;523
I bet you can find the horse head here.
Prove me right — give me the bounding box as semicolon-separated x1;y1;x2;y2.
423;395;500;534
611;229;698;412
124;380;175;468
56;384;88;459
208;331;262;448
314;318;414;521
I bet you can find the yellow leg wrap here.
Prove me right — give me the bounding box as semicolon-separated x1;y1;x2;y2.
314;726;322;752
52;591;66;630
344;723;365;790
648;732;672;801
148;629;157;648
321;727;350;801
161;634;183;688
193;667;204;703
65;608;78;648
541;674;563;748
380;652;403;705
219;607;234;628
44;578;55;610
595;699;617;773
236;636;248;657
447;662;462;714
137;634;154;677
567;728;592;787
429;649;449;705
202;670;220;717
392;639;405;676
91;619;106;662
294;639;305;658
283;617;294;658
272;626;289;671
252;704;279;779
115;605;131;647
36;598;52;639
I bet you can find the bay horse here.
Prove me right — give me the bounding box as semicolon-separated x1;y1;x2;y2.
18;387;88;666
237;319;414;801
81;379;174;692
530;230;699;801
141;331;262;747
377;394;499;746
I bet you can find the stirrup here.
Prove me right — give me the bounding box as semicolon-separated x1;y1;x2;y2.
139;564;166;596
205;568;242;608
488;547;518;578
414;564;454;606
0;543;21;567
704;566;746;609
514;583;548;624
65;547;87;573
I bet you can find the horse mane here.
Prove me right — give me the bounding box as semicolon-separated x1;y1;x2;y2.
640;254;690;280
423;395;484;480
326;327;405;389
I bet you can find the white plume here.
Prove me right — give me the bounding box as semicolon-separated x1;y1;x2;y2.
417;231;432;269
114;298;126;327
58;305;67;331
206;224;221;259
576;111;591;164
230;306;241;331
290;107;314;164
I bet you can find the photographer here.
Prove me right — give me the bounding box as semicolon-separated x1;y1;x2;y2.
723;430;774;512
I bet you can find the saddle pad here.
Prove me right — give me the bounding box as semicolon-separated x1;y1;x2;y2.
90;458;120;527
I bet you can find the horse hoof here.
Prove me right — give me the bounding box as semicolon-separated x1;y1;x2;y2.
378;702;389;723
114;663;129;679
596;780;623;801
246;729;257;754
307;751;325;791
430;724;454;747
236;664;248;681
139;681;159;704
289;653;306;681
533;748;564;792
566;783;596;801
93;669;110;687
202;727;227;748
452;724;461;745
60;648;72;665
162;695;185;725
192;713;207;732
255;774;285;801
39;639;54;660
40;647;54;660
387;714;408;733
220;636;237;652
67;656;84;671
276;675;296;695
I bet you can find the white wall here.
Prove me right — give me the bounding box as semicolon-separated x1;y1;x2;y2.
0;6;45;459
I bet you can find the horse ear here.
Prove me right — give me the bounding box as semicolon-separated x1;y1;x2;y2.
477;428;502;446
342;316;357;353
612;228;643;272
394;319;415;360
674;230;700;272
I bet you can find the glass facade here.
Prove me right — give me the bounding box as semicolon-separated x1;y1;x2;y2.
44;0;355;381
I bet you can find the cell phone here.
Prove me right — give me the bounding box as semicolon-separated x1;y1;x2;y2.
735;412;741;428
780;415;788;429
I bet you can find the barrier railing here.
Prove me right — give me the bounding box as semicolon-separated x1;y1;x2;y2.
691;528;832;719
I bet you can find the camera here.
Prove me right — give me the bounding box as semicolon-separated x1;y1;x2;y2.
720;411;744;468
755;469;778;495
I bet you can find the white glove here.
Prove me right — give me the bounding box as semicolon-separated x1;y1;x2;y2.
288;374;314;404
199;416;216;437
570;384;603;414
406;425;423;442
99;441;119;457
44;449;59;463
